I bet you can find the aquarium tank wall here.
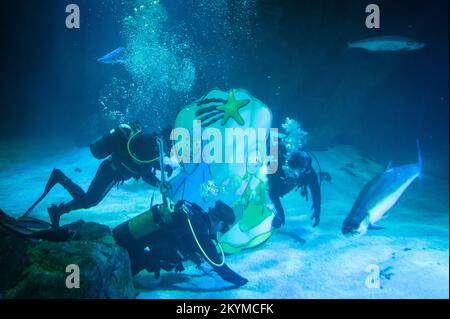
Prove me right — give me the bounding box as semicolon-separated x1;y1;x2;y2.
0;0;448;303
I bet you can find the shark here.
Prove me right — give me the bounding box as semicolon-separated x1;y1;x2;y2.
348;36;426;52
342;140;422;237
97;47;127;65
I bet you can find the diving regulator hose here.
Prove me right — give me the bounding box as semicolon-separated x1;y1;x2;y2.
126;129;160;164
180;204;225;268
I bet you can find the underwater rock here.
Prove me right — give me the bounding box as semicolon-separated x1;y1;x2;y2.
0;226;29;296
0;221;137;299
68;219;115;245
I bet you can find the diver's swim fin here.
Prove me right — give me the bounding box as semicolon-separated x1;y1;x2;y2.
15;216;53;231
1;209;75;242
22;169;62;217
22;193;47;217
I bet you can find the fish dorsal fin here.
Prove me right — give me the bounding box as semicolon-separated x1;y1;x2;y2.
385;160;394;171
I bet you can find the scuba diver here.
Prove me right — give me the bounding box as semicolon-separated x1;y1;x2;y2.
113;199;248;287
43;123;172;228
268;143;322;229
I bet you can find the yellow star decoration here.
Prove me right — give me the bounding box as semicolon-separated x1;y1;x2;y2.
216;89;250;126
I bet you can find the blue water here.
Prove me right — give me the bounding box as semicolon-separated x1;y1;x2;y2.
0;0;448;298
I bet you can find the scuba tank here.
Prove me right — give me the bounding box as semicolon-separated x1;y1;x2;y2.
90;122;168;165
113;205;165;245
89;124;133;159
89;132;113;160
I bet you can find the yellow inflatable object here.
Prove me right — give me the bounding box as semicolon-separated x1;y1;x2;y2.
172;88;275;253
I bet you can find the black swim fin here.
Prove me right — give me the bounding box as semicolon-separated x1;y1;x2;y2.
16;216;53;231
0;209;76;242
22;169;62;217
22;192;48;217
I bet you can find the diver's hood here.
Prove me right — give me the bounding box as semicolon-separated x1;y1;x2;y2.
210;200;236;233
129;133;159;162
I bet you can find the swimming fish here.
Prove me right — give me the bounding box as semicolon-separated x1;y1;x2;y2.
97;47;127;65
342;140;422;237
347;36;426;52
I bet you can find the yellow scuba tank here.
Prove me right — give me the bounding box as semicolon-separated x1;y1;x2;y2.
113;203;174;246
126;207;161;240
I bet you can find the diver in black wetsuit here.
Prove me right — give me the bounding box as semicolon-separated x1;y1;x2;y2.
113;200;248;287
46;124;171;228
269;144;322;229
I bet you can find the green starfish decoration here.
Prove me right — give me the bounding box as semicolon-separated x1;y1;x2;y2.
216;89;250;126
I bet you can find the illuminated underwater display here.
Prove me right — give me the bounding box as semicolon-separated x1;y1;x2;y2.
0;0;448;300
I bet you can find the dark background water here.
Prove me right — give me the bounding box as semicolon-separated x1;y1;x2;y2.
0;0;448;168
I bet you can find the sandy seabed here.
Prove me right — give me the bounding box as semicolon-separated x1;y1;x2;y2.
0;139;448;299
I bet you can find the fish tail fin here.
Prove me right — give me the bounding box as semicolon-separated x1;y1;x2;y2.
416;138;422;175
